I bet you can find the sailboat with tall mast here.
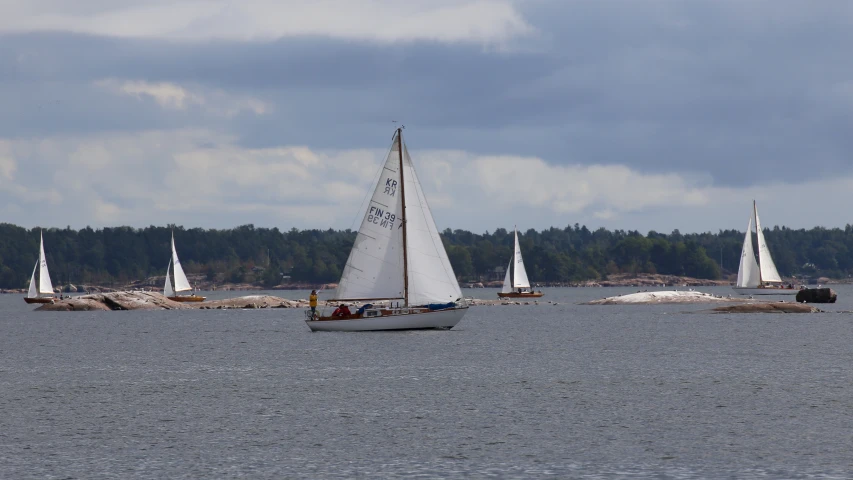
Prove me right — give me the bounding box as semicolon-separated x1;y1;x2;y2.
305;128;467;332
24;230;57;304
164;232;205;302
498;227;543;298
733;201;798;295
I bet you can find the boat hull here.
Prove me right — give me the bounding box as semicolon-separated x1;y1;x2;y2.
24;297;56;304
497;292;544;298
732;286;800;296
306;306;468;332
168;295;206;302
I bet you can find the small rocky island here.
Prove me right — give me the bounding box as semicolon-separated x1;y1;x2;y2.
35;292;304;311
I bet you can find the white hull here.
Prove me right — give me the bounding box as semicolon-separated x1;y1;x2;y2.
306;307;467;332
732;286;799;296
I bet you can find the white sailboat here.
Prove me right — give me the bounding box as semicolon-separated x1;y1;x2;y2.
733;201;798;295
498;227;543;298
164;232;205;302
306;128;467;332
24;230;56;304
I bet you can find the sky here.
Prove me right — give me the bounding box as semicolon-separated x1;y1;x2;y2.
2;0;853;234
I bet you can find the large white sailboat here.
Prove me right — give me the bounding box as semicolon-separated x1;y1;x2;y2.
733;201;798;295
24;230;57;304
306;128;467;332
164;232;205;302
498;227;543;298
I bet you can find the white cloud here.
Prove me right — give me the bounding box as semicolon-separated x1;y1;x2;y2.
1;0;533;46
96;78;269;116
3;128;853;233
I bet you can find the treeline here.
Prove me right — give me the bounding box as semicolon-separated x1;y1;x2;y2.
1;222;852;289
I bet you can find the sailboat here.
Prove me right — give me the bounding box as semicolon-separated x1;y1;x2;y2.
305;128;467;332
733;201;798;295
497;227;543;298
164;232;205;302
24;230;57;304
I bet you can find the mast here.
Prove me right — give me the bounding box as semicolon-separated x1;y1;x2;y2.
754;200;762;284
397;128;409;306
512;226;517;285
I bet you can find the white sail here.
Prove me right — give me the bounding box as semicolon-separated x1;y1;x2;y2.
27;260;38;298
171;233;192;292
511;228;531;289
164;259;175;297
736;218;761;288
38;231;53;295
753;203;782;283
401;141;462;305
334;134;405;301
501;257;513;294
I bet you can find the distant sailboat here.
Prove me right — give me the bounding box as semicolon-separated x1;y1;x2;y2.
733;201;798;295
497;227;543;298
24;230;56;304
305;128;467;332
164;233;205;302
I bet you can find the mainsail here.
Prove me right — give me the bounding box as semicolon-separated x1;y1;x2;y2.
38;231;53;295
736;218;761;288
753;202;782;283
164;259;175;297
171;233;192;292
334;130;461;305
27;260;38;298
334;135;405;302
512;228;531;289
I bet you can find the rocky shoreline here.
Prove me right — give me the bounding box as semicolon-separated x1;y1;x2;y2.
31;291;555;311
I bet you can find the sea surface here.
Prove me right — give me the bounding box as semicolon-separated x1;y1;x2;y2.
2;285;853;479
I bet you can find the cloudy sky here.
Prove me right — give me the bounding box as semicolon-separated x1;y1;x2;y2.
2;0;853;234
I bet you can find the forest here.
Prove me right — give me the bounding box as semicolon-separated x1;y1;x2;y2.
1;222;851;289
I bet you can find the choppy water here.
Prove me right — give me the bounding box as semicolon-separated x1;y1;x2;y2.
2;285;853;478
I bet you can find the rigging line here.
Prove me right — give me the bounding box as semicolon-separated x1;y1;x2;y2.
346;139;397;232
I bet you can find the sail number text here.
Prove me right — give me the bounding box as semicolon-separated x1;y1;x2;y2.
367;206;396;230
383;178;397;197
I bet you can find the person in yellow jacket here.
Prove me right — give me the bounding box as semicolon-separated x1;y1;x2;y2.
309;290;318;318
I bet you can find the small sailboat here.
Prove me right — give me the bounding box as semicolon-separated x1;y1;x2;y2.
497;227;543;298
733;201;798;295
164;232;205;302
305;128;467;332
24;230;57;304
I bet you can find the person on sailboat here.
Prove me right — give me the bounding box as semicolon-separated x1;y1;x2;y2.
309;290;318;318
332;304;351;317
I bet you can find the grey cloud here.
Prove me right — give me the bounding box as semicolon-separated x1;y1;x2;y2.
2;0;853;191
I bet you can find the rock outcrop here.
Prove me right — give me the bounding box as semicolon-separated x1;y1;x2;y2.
795;288;837;304
582;290;744;305
711;302;821;314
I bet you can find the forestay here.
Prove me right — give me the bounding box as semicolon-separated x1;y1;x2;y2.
512;229;531;289
171;234;192;292
736;218;761;288
334;135;405;301
754;205;782;283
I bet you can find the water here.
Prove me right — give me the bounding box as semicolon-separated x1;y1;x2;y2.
2;286;853;478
